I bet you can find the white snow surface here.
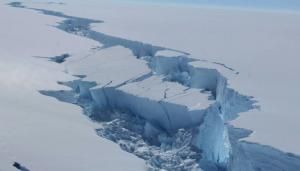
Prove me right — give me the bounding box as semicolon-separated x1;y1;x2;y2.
0;4;145;171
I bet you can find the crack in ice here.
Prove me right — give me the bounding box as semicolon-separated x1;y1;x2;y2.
9;2;300;171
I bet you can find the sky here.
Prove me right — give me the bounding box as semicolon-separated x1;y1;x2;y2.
124;0;300;11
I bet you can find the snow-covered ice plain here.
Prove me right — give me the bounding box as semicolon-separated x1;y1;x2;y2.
1;0;300;171
0;2;145;171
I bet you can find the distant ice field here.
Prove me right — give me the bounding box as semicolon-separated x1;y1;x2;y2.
118;0;300;11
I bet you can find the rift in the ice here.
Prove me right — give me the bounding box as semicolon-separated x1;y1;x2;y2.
9;2;300;171
13;162;30;171
34;53;70;63
40;80;202;170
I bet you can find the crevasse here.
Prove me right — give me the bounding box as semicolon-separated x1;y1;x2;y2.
41;54;255;170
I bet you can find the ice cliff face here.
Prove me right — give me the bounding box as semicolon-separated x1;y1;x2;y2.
9;2;300;171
